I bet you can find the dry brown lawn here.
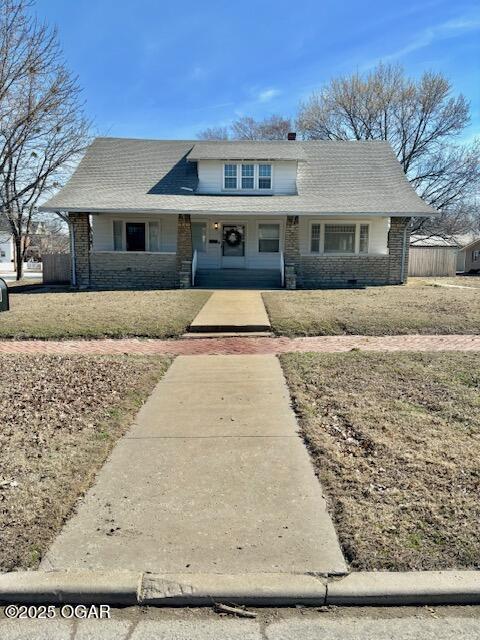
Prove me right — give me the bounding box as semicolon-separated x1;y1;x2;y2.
0;355;170;571
281;351;480;570
0;289;210;339
263;279;480;336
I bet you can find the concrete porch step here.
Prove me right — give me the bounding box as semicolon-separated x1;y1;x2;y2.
194;268;282;290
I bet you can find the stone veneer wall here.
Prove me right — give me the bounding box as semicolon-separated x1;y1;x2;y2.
298;217;411;288
70;213;91;287
90;252;176;289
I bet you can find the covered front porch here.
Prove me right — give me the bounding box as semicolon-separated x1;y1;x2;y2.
190;215;286;288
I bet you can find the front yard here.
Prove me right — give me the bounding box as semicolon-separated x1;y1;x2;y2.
281;351;480;570
263;278;480;336
0;355;170;571
0;289;210;339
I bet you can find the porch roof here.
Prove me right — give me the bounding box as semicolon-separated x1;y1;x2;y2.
40;137;436;217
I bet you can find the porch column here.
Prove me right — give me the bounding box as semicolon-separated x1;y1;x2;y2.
388;217;411;284
69;212;90;288
176;214;193;288
284;215;300;289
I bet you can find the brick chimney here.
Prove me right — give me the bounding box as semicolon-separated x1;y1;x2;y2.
287;132;297;140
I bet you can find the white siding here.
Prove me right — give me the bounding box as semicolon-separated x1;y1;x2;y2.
196;160;297;195
299;216;389;255
92;214;177;252
195;215;286;270
0;237;13;264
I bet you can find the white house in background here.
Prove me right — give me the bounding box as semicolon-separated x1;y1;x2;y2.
0;234;13;267
39;136;435;289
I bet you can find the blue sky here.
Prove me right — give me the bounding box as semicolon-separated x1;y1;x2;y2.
35;0;480;142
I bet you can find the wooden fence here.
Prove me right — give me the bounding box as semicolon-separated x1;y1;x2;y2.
408;246;457;277
42;253;71;284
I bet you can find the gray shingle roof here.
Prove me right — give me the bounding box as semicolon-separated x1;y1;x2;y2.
186;140;307;161
40;137;436;216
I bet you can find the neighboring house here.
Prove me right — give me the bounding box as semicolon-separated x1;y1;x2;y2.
409;236;459;277
457;237;480;273
39;136;435;289
0;235;13;266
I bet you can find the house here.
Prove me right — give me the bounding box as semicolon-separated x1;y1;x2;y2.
39;136;435;289
457;237;480;273
409;235;460;277
0;216;14;268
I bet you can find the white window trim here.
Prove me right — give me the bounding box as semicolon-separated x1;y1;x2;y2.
308;221;370;256
223;163;273;192
256;220;282;254
113;220;162;252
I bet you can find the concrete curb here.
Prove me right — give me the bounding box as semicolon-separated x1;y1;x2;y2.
327;571;480;606
0;571;479;606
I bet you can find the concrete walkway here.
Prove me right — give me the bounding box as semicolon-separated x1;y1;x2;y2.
2;334;480;355
189;290;271;332
41;355;346;575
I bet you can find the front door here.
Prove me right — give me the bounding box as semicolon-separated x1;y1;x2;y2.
222;224;246;268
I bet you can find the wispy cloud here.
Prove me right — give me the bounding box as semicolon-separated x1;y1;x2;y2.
381;13;480;63
257;88;281;103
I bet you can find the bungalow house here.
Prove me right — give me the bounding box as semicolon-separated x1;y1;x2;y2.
39;136;435;289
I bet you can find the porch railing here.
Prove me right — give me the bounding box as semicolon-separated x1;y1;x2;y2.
191;249;198;286
280;250;285;288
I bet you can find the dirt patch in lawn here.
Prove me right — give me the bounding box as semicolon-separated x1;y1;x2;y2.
0;355;170;571
281;352;480;570
0;289;210;339
263;281;480;336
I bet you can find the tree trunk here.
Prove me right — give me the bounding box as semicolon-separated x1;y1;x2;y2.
14;236;23;280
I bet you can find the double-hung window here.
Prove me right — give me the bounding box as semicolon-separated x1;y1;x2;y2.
258;164;272;189
241;164;254;189
223;163;272;190
258;223;280;253
224;164;237;189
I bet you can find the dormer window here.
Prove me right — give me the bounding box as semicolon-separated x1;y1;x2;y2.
241;164;254;189
258;164;272;189
223;163;272;191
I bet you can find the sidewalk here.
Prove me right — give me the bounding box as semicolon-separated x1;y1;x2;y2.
1;334;479;355
189;290;271;332
41;355;346;575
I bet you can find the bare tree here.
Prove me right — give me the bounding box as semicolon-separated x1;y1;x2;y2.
231;115;292;140
297;63;480;233
196;126;229;140
0;0;90;279
197;115;292;141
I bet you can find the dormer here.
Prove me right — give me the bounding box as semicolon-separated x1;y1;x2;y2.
186;141;305;195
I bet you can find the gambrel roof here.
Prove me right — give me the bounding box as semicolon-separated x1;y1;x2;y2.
40;137;436;216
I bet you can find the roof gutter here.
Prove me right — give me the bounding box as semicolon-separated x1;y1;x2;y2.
38;206;436;217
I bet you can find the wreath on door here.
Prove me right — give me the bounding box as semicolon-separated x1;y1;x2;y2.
224;228;243;247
